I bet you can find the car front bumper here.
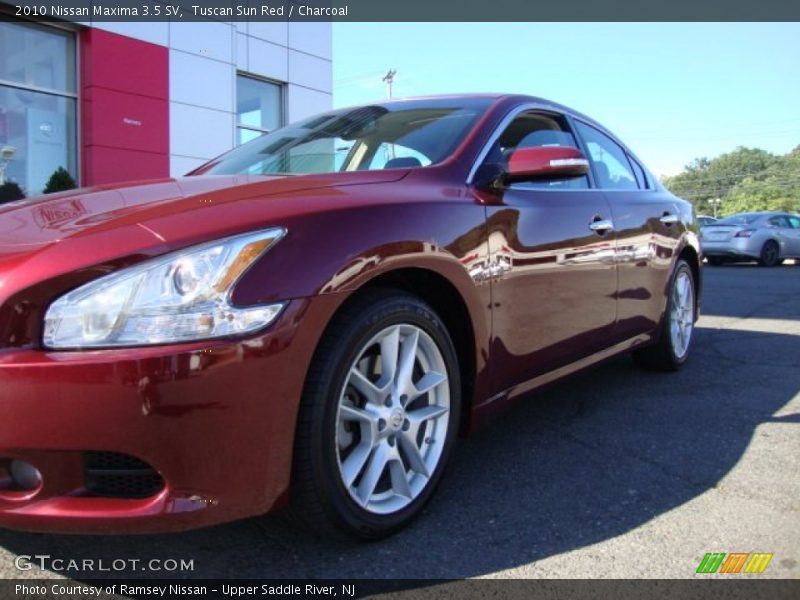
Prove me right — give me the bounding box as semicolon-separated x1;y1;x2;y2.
0;296;333;534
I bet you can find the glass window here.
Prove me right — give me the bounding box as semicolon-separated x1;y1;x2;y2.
627;154;649;189
0;21;77;199
236;75;282;144
574;121;638;190
201;99;492;176
768;216;789;228
787;216;800;229
717;213;761;225
481;111;588;190
368;143;432;170
0;21;76;94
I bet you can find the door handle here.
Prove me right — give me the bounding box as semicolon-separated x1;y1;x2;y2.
590;218;614;234
660;213;679;225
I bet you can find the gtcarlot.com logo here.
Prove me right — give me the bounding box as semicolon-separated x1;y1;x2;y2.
14;554;195;573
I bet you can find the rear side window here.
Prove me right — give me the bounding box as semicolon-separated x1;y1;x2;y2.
768;216;790;228
788;216;800;229
574;121;638;190
717;214;761;225
627;155;650;189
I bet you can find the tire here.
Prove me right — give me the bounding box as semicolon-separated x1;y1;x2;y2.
707;256;723;266
758;240;782;267
633;259;696;371
290;289;461;540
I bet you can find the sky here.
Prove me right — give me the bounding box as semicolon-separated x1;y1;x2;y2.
332;23;800;177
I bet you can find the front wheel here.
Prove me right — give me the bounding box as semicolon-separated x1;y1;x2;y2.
633;259;696;371
290;291;460;540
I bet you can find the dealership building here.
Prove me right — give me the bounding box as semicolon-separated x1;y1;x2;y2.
0;12;333;196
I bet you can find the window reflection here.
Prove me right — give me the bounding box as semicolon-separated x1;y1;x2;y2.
0;21;77;199
236;75;282;144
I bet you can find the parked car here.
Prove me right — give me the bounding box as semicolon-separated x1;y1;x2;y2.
0;94;701;539
701;211;800;266
697;215;718;228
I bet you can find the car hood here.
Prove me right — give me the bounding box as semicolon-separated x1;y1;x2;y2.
0;170;407;304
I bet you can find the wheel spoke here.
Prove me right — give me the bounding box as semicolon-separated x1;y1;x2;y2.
407;404;449;425
671;320;681;350
341;441;374;488
398;432;430;477
396;328;420;394
409;370;447;405
678;275;689;306
348;368;383;405
388;458;412;499
378;326;401;386
339;404;374;424
356;443;390;506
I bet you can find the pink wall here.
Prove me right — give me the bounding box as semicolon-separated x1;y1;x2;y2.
80;29;169;186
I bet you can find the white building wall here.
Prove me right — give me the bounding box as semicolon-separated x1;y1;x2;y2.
92;20;333;177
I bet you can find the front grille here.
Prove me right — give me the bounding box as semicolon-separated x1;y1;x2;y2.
83;452;165;499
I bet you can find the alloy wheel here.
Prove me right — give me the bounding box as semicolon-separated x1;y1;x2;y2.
335;324;450;515
669;270;694;360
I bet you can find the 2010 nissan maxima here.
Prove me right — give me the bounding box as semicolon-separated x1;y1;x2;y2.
0;95;701;539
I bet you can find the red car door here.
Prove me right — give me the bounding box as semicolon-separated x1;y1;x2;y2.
472;109;618;395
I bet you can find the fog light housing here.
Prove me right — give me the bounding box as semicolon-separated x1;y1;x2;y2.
9;460;42;491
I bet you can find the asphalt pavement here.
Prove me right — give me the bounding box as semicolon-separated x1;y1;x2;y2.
1;262;798;581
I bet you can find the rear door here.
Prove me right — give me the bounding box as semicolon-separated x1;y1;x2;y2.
571;120;683;340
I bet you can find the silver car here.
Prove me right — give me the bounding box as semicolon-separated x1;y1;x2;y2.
701;212;800;266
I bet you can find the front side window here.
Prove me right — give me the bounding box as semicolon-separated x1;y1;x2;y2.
0;21;77;198
480;110;588;189
574;121;638;190
201;99;491;176
236;75;282;145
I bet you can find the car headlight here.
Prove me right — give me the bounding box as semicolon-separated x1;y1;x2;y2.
43;227;286;349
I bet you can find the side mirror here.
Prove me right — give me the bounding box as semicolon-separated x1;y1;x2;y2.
505;146;590;183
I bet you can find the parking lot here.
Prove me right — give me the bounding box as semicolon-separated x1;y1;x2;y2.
1;263;798;581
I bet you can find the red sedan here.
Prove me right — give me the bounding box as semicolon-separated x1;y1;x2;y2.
0;95;700;539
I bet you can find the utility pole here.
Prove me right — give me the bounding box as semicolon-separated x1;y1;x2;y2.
382;69;396;100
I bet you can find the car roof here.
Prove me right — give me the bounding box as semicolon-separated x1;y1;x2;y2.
338;93;597;121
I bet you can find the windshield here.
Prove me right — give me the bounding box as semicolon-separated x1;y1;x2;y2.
196;98;492;177
715;214;762;225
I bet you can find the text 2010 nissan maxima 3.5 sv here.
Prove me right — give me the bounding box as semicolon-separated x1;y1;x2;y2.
0;95;701;539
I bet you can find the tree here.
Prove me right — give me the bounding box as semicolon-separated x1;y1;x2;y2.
663;146;800;216
0;181;25;204
43;166;77;194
